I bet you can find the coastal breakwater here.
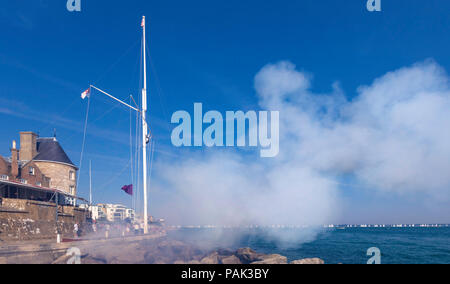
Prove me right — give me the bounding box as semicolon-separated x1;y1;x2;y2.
0;198;88;241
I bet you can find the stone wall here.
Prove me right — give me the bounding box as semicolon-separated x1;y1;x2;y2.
33;161;77;195
0;198;88;241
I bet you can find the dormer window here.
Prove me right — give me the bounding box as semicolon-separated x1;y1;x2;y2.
29;167;35;176
0;175;9;181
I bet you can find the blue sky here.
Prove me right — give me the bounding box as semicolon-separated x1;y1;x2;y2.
1;1;450;224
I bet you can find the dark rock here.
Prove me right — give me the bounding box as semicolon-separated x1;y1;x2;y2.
235;247;263;264
216;248;235;257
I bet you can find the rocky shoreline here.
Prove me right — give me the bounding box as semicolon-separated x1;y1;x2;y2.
74;238;324;265
179;247;324;265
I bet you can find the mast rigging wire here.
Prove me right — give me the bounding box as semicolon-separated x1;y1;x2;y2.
76;94;91;190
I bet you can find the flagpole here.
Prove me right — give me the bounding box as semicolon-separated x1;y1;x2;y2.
89;160;92;205
81;17;150;234
141;16;149;235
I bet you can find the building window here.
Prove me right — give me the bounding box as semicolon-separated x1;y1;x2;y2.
19;179;28;184
69;171;76;181
0;175;9;181
69;186;75;195
29;167;35;176
36;182;42;187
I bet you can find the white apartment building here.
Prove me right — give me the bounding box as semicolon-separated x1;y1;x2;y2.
79;204;108;221
97;204;135;223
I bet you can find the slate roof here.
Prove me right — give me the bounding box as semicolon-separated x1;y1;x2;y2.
34;138;76;168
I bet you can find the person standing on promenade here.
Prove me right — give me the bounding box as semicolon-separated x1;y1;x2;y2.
73;223;79;239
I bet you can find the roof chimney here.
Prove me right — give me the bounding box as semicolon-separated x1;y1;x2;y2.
11;140;19;178
19;132;38;161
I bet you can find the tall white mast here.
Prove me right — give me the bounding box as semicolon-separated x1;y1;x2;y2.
89;160;92;205
141;16;149;235
82;16;151;234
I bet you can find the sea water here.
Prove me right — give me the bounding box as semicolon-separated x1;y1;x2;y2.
169;227;450;264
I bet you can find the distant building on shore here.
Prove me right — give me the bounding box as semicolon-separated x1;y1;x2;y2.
85;204;135;223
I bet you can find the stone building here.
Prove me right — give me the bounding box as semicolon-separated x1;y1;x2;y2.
0;132;88;241
0;131;78;196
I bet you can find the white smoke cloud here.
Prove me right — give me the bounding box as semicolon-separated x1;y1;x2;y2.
154;151;339;228
152;59;450;237
259;60;450;198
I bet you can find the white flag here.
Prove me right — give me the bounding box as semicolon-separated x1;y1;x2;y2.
81;88;90;99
